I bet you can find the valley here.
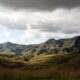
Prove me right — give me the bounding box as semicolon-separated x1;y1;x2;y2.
0;36;80;80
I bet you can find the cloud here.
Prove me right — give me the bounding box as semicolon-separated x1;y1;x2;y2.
0;10;28;30
10;30;77;45
0;0;80;11
30;8;80;34
0;6;80;44
0;7;80;34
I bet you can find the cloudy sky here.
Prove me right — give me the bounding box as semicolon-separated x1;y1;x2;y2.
0;0;80;44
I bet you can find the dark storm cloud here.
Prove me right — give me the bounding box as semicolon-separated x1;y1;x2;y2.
0;0;80;10
0;0;80;34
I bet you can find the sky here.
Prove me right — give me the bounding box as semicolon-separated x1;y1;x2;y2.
0;0;80;44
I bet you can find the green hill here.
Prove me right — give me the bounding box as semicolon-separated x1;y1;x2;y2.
24;36;80;59
0;36;80;79
0;52;80;80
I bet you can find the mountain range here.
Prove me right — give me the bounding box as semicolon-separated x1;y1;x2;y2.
0;36;80;79
0;42;36;55
24;36;80;59
0;36;80;59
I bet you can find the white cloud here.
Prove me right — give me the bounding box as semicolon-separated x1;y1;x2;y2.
0;7;80;33
0;7;80;44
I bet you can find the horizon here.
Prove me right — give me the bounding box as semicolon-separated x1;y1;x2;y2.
0;35;79;45
0;0;80;44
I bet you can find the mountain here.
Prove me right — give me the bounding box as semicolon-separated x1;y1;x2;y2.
24;36;80;59
0;42;36;55
0;47;80;80
0;36;80;80
0;36;80;59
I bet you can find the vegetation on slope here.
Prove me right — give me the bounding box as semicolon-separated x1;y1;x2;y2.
0;52;80;80
0;36;80;80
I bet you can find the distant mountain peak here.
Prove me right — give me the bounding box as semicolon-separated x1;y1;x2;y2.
46;39;55;43
6;42;12;44
73;36;80;39
48;39;55;41
4;42;13;45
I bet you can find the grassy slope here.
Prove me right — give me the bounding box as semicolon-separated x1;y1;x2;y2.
24;38;76;58
0;53;80;80
0;49;16;55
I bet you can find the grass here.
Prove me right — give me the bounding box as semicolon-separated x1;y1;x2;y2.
0;67;68;80
0;53;80;80
29;53;68;64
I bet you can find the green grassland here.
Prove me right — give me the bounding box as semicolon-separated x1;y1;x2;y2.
0;52;80;80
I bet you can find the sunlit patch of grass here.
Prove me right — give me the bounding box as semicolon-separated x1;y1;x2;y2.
29;53;68;64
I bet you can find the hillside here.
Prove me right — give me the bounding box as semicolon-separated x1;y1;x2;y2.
0;52;80;80
0;42;36;55
0;36;80;58
24;36;80;59
0;36;80;79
